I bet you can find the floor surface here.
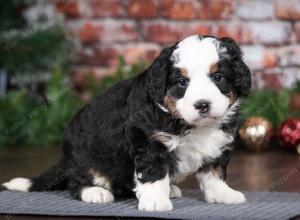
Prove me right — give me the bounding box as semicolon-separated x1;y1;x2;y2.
0;147;299;219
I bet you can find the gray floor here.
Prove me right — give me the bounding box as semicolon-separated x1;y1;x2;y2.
0;147;300;220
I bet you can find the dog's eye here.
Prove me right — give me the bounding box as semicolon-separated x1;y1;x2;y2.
178;78;188;87
213;73;223;82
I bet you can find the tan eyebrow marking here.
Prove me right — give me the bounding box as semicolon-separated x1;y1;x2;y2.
180;68;189;78
209;62;218;75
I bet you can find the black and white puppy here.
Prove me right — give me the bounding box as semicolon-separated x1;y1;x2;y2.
3;35;251;211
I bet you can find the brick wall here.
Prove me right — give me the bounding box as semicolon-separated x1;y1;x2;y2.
56;0;300;89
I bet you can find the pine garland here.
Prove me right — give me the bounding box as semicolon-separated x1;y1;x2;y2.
0;0;69;75
240;83;300;128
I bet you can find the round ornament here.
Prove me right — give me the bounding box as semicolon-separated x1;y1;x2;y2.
239;117;273;152
278;118;300;151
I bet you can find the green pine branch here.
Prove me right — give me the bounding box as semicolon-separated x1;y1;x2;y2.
240;84;300;128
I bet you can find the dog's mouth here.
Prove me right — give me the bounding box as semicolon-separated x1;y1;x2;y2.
190;115;221;126
200;115;219;120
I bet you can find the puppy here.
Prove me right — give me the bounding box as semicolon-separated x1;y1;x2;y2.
3;35;251;211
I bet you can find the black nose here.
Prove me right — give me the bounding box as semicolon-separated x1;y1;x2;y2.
194;100;210;113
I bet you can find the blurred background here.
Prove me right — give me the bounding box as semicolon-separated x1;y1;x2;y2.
0;0;299;192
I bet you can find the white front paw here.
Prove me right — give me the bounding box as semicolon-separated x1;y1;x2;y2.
204;187;246;204
138;194;173;212
170;184;182;198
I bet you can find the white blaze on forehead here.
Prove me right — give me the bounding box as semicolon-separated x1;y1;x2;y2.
171;35;230;125
171;35;220;76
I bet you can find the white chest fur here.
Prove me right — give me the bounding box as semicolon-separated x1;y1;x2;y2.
155;126;233;183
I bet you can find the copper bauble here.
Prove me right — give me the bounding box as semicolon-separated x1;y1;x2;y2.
239;117;273;152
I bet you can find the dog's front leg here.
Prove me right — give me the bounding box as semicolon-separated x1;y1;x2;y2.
134;173;173;211
196;167;246;204
133;143;173;211
128;125;173;211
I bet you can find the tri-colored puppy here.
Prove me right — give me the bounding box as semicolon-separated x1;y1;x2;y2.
3;35;251;211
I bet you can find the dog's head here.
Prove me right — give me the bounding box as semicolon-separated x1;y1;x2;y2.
146;35;251;126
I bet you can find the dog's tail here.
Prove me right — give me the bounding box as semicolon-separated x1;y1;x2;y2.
2;159;71;192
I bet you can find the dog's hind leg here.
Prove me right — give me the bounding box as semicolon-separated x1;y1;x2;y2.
69;168;114;204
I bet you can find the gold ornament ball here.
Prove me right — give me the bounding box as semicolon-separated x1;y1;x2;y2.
239;117;273;152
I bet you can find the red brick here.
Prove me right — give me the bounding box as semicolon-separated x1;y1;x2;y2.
275;0;300;20
78;47;120;67
161;0;195;20
100;21;138;43
295;22;300;42
143;23;181;44
263;50;278;68
216;24;252;44
58;0;300;90
127;0;158;18
253;71;284;90
77;21;138;44
256;68;300;89
217;22;291;45
79;22;101;44
124;43;161;64
88;0;121;18
191;24;212;36
55;0;80;18
198;0;233;19
276;46;300;67
143;22;211;44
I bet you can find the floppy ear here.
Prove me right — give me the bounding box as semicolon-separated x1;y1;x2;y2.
234;59;252;97
220;37;252;97
146;44;177;103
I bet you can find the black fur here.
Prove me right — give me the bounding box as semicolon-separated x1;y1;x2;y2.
28;36;251;200
219;37;252;97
